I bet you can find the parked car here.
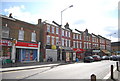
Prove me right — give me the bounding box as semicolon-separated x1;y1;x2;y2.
84;56;94;62
101;56;109;60
92;55;101;61
110;55;117;61
116;55;120;61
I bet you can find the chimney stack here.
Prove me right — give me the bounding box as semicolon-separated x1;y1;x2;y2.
38;19;42;24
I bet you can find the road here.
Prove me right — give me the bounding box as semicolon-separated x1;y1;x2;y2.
2;60;117;80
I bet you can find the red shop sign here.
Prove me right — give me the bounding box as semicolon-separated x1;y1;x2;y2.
1;40;12;46
15;42;38;48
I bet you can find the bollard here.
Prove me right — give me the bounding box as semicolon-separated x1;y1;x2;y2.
111;65;114;79
116;62;119;71
91;74;96;81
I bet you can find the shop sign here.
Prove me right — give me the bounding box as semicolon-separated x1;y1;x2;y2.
1;40;12;46
93;50;100;53
16;42;38;48
51;45;56;50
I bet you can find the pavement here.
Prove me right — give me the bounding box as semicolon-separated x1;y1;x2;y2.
1;61;120;81
1;61;76;72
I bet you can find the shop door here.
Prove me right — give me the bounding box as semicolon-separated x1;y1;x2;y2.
16;48;21;62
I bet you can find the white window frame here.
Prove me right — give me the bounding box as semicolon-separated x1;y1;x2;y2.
62;38;64;46
47;24;50;32
62;29;64;36
73;34;75;39
52;36;54;45
73;41;75;48
52;26;55;33
31;32;36;42
56;27;59;34
47;35;50;44
56;37;59;45
18;29;24;40
65;31;68;37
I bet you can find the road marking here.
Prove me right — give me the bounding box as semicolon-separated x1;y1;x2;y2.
103;66;117;79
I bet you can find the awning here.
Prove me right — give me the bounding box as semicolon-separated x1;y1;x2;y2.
73;48;86;53
116;51;120;53
102;50;111;54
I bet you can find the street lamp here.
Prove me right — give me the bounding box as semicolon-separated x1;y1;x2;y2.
61;5;73;26
109;33;116;40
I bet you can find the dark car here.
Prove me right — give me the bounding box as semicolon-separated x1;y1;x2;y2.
116;55;120;61
92;55;101;61
84;56;94;62
101;56;109;60
110;55;117;61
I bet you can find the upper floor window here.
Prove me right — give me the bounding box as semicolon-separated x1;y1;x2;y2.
73;34;75;39
62;30;64;36
79;34;82;40
18;28;24;40
65;31;68;37
68;32;70;37
52;26;55;33
31;31;36;42
76;34;78;39
62;38;64;46
2;25;9;38
56;27;59;34
52;36;54;45
47;24;50;32
56;37;59;45
47;35;50;44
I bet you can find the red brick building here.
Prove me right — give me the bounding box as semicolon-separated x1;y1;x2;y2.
1;15;41;63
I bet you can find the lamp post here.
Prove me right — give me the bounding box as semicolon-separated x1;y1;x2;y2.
61;5;73;26
109;33;116;41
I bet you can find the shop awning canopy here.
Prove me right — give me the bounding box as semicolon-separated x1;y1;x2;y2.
102;50;111;54
116;51;120;53
73;48;86;53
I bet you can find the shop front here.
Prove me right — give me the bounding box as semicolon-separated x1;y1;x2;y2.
15;41;40;62
73;48;85;60
45;45;57;62
62;47;73;62
1;39;12;59
101;50;111;56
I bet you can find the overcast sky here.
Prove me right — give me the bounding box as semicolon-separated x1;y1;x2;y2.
1;0;119;42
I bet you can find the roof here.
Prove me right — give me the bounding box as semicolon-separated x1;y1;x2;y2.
111;42;120;46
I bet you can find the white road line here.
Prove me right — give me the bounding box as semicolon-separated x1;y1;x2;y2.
103;66;117;79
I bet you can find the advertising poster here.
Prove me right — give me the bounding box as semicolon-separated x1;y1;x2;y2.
66;52;70;62
73;53;76;61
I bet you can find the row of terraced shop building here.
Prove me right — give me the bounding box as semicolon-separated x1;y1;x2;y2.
1;14;111;63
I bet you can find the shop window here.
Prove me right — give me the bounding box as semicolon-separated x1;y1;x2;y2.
18;28;24;40
2;47;11;58
31;31;36;42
